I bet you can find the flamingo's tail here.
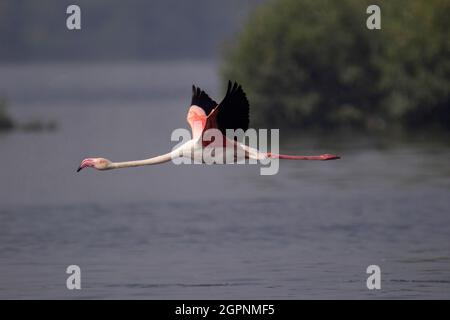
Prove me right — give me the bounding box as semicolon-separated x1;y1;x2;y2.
267;153;340;161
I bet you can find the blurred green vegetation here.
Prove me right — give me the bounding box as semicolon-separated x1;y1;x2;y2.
0;98;14;131
0;97;58;133
222;0;450;131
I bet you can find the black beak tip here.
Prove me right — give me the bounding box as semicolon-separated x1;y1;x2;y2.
76;167;82;172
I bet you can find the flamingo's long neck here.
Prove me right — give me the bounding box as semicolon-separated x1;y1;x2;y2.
108;141;194;169
109;152;173;169
267;153;340;161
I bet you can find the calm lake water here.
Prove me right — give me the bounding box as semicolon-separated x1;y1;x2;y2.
0;62;449;299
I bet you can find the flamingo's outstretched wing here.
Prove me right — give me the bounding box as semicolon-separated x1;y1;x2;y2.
187;86;218;139
204;81;250;135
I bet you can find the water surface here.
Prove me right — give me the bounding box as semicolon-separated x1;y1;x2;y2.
0;62;449;299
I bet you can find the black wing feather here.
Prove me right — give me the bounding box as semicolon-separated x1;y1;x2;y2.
191;85;217;115
216;81;250;134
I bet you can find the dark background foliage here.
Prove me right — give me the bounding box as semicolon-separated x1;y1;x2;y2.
221;0;450;131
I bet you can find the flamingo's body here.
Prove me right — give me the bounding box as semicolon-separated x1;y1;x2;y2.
77;81;339;172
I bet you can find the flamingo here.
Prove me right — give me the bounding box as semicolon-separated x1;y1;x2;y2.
77;81;340;172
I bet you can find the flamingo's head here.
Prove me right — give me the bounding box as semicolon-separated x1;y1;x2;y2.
77;158;112;172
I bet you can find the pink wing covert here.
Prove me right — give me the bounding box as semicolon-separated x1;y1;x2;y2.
187;105;208;140
187;86;218;140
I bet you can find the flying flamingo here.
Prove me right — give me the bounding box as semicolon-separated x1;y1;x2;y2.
77;81;340;172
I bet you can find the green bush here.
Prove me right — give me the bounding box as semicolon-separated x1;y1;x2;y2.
222;0;450;131
0;98;14;130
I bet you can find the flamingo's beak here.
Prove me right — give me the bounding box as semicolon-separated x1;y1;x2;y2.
77;158;95;172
